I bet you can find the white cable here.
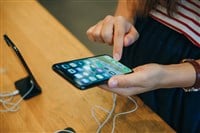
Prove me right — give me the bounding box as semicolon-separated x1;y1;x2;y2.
111;96;138;133
91;103;113;126
0;90;19;97
0;90;20;112
0;80;34;112
91;93;138;133
0;96;19;111
95;93;117;133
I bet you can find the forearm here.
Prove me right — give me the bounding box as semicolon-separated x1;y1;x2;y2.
160;59;200;89
114;0;140;22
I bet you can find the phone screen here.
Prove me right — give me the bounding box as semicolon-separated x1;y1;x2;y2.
52;54;132;90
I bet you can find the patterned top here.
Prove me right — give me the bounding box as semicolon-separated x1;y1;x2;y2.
150;0;200;47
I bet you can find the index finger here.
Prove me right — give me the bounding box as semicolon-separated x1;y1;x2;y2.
113;19;126;61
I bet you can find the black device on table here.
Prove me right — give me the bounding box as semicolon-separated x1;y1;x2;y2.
52;54;132;90
3;34;42;99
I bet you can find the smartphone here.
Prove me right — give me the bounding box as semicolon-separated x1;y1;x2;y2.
52;54;132;90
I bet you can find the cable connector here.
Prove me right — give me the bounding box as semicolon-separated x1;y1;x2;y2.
0;90;19;97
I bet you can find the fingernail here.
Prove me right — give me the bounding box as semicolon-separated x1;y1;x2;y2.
114;53;120;61
109;79;118;88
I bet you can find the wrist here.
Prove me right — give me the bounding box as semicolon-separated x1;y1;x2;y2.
159;63;196;89
114;12;135;24
115;0;137;23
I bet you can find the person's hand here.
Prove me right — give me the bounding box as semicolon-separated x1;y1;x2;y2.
100;64;165;96
86;15;139;60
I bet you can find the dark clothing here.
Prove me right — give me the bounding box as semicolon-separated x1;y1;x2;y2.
120;16;200;133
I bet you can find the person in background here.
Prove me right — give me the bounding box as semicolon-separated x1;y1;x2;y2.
87;0;200;132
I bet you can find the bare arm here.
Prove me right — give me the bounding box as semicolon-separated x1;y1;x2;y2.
114;0;138;22
101;59;200;96
87;0;200;96
160;59;200;89
115;0;145;21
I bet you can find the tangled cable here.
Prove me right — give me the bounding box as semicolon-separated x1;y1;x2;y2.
0;80;34;112
91;93;138;133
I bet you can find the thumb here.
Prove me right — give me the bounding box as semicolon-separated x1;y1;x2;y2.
108;73;142;88
124;26;139;47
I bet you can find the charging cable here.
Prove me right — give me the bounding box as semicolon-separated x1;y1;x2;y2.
54;93;138;133
0;90;19;97
91;93;138;133
0;80;34;112
92;93;117;133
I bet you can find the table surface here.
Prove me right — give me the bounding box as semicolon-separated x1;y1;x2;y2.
0;1;175;133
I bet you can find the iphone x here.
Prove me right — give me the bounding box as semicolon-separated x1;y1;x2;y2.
52;54;132;90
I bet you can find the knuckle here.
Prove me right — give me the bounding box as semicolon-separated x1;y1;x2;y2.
94;30;100;38
101;31;112;43
86;28;92;35
86;31;92;37
104;15;113;22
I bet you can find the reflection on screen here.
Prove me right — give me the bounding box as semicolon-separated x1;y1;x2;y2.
58;55;132;86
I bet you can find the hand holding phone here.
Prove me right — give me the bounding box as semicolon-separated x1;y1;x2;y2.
52;55;132;90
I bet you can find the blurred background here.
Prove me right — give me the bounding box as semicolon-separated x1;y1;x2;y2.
39;0;118;55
